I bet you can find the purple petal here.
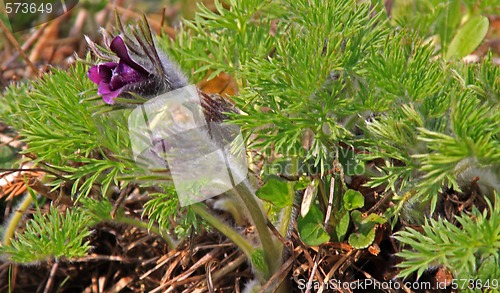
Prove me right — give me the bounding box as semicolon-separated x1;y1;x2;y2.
98;62;117;82
97;82;122;104
109;61;147;90
87;66;101;84
88;62;117;84
110;36;148;74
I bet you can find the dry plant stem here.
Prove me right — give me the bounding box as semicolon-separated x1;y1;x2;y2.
27;177;73;205
306;173;336;293
3;23;48;66
191;203;254;260
318;249;355;293
43;260;59;293
2;193;33;246
0;20;38;75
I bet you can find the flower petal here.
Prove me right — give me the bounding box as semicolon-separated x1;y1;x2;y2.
109;61;147;90
110;36;148;74
88;62;117;84
87;66;101;84
98;62;117;82
97;82;122;104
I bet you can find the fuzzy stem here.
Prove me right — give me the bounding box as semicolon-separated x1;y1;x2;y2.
191;203;254;259
3;193;34;246
232;179;281;278
115;216;177;250
278;156;299;245
279;205;293;239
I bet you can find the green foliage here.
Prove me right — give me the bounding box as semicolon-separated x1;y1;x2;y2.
255;177;293;208
445;15;489;59
343;189;364;211
390;0;494;58
297;204;330;246
0;205;92;263
395;193;500;284
0;0;498;286
164;0;498;282
0;61;135;198
0;61;197;263
143;187;198;237
348;210;386;249
168;0;499;215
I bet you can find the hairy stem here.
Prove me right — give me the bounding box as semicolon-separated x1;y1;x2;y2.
3;193;34;246
191;203;255;259
232;179;281;278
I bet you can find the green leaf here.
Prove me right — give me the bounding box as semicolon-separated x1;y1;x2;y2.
343;189;365;211
335;212;350;241
298;204;330;246
256;178;293;208
348;224;377;249
436;0;461;52
445;15;489;59
348;210;386;249
395;194;500;280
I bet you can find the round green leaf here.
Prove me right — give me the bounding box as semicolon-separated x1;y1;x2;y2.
348;211;386;249
343;189;364;211
348;226;376;249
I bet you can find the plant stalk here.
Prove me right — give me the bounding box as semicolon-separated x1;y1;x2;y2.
232;179;281;278
191;203;255;259
3;193;34;246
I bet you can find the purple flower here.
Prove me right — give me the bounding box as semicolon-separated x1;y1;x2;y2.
87;36;149;104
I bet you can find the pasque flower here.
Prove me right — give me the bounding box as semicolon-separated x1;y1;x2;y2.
86;17;189;104
86;16;237;121
88;36;149;104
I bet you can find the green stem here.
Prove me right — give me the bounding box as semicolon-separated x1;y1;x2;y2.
232;179;281;277
279;205;293;238
278;155;299;245
115;216;177;250
191;203;254;259
3;193;34;246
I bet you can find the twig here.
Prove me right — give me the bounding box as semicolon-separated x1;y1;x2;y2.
0;133;23;149
3;23;48;67
27;177;73;205
0;20;39;75
111;184;134;219
318;249;355;293
43;261;59;293
365;191;393;215
258;252;298;293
